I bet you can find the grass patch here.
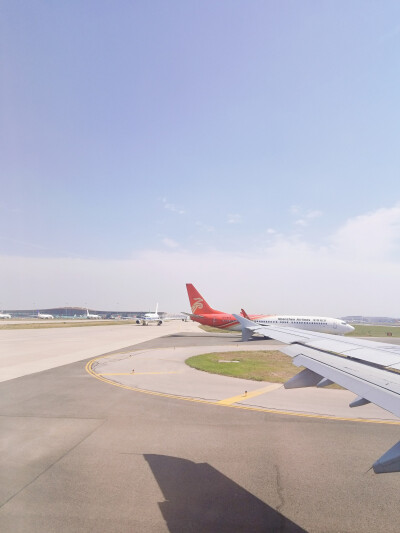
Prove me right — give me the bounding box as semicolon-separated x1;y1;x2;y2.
186;350;342;388
186;350;301;382
347;324;400;337
0;320;138;330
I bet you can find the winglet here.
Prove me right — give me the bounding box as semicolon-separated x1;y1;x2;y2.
233;313;260;342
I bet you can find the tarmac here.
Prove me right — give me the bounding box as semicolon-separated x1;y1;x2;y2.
88;338;399;422
0;320;199;382
1;322;400;532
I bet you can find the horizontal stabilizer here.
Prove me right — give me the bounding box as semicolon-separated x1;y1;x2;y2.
349;396;371;408
284;368;323;389
182;312;205;319
373;441;400;474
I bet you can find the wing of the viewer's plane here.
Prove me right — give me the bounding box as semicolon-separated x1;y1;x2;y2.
233;313;400;474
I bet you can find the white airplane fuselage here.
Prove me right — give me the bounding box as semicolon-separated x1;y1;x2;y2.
38;313;54;319
139;303;162;324
227;315;353;335
0;313;11;319
143;312;160;321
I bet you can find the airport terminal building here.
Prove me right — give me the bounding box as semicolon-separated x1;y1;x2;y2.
5;307;166;319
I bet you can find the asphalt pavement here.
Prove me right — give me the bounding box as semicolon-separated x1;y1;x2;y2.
1;325;400;532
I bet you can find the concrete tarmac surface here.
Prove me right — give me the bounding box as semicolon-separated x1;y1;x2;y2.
0;320;199;382
1;323;400;532
89;341;399;422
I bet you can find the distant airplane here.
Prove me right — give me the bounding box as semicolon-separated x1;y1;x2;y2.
234;312;400;474
0;311;11;319
136;304;162;325
185;284;354;336
37;311;54;319
86;309;102;319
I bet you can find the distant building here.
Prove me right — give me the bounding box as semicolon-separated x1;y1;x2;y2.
5;307;165;319
341;316;400;326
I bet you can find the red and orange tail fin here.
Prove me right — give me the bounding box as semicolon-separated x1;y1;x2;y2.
186;284;224;315
240;308;251;319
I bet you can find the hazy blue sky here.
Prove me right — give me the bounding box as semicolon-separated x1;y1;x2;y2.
2;1;400;315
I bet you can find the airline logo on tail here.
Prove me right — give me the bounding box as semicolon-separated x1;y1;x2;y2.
191;298;204;313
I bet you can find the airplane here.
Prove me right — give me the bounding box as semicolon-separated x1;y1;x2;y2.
86;309;102;319
0;311;11;319
136;303;163;325
37;311;54;319
185;284;354;336
233;312;400;474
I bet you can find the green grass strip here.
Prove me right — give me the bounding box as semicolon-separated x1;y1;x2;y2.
347;324;400;337
186;350;300;382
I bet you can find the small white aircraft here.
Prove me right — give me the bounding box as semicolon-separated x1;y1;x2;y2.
37;312;54;319
0;311;11;319
86;309;102;319
136;303;163;325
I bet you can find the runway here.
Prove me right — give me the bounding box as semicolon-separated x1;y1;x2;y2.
1;324;400;532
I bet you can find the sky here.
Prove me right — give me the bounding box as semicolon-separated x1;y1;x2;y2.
1;1;400;316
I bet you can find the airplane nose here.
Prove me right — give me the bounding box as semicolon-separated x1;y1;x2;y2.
347;324;355;333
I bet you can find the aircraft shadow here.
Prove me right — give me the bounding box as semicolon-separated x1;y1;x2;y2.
167;333;238;338
144;454;305;533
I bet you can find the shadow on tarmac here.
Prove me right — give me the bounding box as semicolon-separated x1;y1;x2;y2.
166;333;238;338
144;454;305;533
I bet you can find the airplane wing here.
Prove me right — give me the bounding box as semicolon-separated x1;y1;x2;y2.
233;314;400;474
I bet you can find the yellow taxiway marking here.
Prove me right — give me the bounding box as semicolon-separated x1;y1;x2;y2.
217;383;282;405
85;355;400;426
99;371;178;376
